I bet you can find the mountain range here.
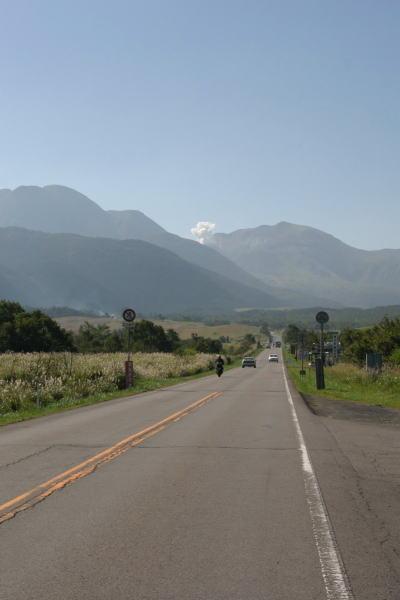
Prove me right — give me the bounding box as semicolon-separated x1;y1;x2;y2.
0;185;399;312
208;223;400;308
0;186;272;295
0;227;279;314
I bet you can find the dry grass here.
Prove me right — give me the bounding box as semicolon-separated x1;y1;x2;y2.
56;316;260;340
0;352;214;415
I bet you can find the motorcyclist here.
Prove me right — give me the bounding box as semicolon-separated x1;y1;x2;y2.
215;355;225;377
215;355;225;368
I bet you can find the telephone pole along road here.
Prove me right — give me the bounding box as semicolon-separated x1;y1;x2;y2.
0;352;399;599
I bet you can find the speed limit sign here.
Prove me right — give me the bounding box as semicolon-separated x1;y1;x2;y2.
122;308;136;323
315;311;329;325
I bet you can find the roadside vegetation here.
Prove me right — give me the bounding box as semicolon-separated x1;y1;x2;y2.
0;301;226;355
0;352;216;424
0;300;265;425
284;318;400;410
286;356;400;410
0;301;74;352
56;314;262;341
340;317;400;365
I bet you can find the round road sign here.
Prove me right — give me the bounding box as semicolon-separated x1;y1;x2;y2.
122;308;136;323
316;311;329;325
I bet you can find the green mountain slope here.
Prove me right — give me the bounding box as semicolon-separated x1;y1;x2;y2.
0;228;279;314
208;222;400;308
0;185;272;296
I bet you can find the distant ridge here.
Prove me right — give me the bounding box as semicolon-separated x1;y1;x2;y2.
207;222;400;308
0;185;276;298
0;227;279;314
4;186;400;308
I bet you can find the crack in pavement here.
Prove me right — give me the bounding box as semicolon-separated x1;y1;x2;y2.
0;444;109;470
136;444;301;450
0;446;53;470
46;443;109;449
0;391;222;525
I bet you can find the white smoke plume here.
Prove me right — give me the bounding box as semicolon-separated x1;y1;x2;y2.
190;221;216;244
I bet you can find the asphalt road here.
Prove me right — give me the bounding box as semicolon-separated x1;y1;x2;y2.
1;352;400;599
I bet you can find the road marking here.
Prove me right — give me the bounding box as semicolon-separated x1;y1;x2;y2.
282;365;354;600
0;391;222;525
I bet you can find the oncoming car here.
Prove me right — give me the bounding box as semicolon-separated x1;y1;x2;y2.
268;353;279;363
242;356;257;368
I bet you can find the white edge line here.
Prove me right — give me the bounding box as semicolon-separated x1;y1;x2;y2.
282;364;354;600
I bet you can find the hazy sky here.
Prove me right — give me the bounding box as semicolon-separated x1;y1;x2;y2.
0;1;399;249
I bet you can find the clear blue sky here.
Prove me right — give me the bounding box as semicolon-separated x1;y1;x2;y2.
0;0;399;249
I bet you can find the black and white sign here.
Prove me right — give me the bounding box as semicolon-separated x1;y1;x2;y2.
315;311;329;325
122;308;136;323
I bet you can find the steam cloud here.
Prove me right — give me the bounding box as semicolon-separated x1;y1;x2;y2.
190;221;216;244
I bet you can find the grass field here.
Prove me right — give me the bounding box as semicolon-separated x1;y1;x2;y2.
0;348;250;427
0;352;216;425
56;316;261;340
286;354;400;410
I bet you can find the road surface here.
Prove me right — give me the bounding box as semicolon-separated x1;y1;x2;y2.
1;352;399;599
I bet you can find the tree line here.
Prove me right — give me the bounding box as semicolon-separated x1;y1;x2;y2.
0;301;224;354
283;324;319;348
74;322;224;354
283;318;400;366
340;317;400;365
0;301;74;352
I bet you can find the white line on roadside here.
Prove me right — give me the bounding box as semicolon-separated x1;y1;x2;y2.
282;365;354;600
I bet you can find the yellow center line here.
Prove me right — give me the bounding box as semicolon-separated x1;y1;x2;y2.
0;391;222;524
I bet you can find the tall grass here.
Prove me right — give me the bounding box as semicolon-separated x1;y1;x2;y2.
286;355;400;409
0;352;214;415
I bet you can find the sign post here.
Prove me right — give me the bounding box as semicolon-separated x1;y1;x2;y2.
122;308;136;388
315;311;329;389
299;331;306;376
365;352;383;372
329;330;340;363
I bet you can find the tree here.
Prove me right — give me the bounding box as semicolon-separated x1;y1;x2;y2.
0;300;74;352
74;320;182;353
243;333;256;345
340;317;400;364
132;320;179;353
166;329;181;352
340;328;372;364
260;322;272;340
283;324;301;345
74;323;120;353
187;334;223;354
374;317;400;356
104;330;125;352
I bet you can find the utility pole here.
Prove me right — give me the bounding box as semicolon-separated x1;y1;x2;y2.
315;311;329;390
122;308;136;388
299;331;306;376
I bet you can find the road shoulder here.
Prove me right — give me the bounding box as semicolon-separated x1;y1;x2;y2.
284;361;400;599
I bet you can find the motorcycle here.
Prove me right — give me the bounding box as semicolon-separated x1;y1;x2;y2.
216;363;224;377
